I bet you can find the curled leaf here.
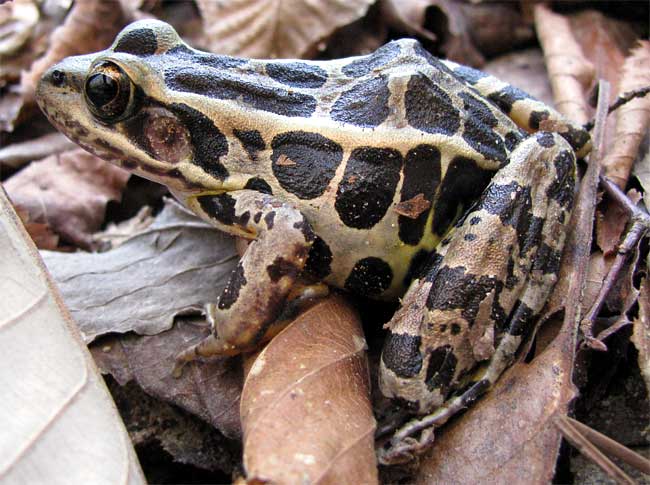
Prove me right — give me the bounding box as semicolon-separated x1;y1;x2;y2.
196;0;374;59
606;42;650;187
534;4;595;124
5;149;130;249
241;296;377;484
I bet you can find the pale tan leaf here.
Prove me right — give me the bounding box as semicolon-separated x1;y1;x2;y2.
484;48;554;106
241;296;377;484
42;199;239;343
632;277;650;395
4;149;130;249
0;132;76;170
534;4;595;124
196;0;374;59
0;185;145;485
606;41;650;188
20;0;130;107
635;150;650;213
0;0;39;57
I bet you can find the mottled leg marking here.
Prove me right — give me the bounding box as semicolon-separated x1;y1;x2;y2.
443;59;591;156
173;190;315;375
380;133;576;460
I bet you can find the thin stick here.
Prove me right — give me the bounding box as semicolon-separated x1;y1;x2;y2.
566;417;650;475
554;416;636;485
583;87;650;131
580;177;650;349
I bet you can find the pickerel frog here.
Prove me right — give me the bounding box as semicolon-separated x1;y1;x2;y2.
37;20;590;461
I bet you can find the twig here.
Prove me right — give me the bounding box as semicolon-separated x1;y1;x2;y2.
583;87;650;131
554;416;637;485
580;177;650;349
566;417;650;475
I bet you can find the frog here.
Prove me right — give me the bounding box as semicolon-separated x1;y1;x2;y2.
36;19;591;461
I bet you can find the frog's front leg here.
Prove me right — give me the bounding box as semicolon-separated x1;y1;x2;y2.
379;132;576;460
174;190;315;374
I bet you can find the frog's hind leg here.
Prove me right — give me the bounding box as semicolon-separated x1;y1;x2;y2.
380;132;576;458
441;59;591;156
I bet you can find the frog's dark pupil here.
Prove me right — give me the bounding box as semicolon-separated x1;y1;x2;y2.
86;73;118;107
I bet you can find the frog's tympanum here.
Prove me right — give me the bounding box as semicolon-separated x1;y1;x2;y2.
37;20;591;459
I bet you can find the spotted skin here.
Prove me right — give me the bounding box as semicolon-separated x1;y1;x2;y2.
380;132;576;415
36;20;592;454
175;190;315;363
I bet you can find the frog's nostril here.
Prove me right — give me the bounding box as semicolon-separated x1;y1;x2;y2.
51;70;66;87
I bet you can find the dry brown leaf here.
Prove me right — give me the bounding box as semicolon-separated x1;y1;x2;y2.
595;192;636;257
20;0;130;107
0;132;76;170
383;0;531;65
632;277;650;395
241;296;377;484
196;0;374;59
105;378;241;476
0;185;146;484
382;0;483;65
14;206;59;250
604;42;650;188
483;48;554;106
0;0;39;57
636;150;650;215
534;4;595;124
90;323;244;439
4;148;130;249
41;199;239;343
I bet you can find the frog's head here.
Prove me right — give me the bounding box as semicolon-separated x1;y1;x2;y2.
37;20;248;194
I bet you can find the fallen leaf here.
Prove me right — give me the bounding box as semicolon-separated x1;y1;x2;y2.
534;4;595;124
90;323;244;439
636;150;650;213
4;148;130;249
241;296;377;484
483;48;554;107
394;193;431;219
632;277;650;395
0;132;76;170
20;0;130;107
196;0;374;59
14;206;59;250
604;41;650;188
105;378;241;475
382;0;483;65
42;198;238;342
0;185;146;484
382;0;532;64
0;0;39;57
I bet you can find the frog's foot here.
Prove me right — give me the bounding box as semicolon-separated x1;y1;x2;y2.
172;332;241;377
379;335;519;464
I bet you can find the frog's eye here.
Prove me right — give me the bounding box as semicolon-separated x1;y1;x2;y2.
84;62;136;122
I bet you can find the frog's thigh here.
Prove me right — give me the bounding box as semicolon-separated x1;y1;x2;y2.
380;132;576;413
174;190;315;370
